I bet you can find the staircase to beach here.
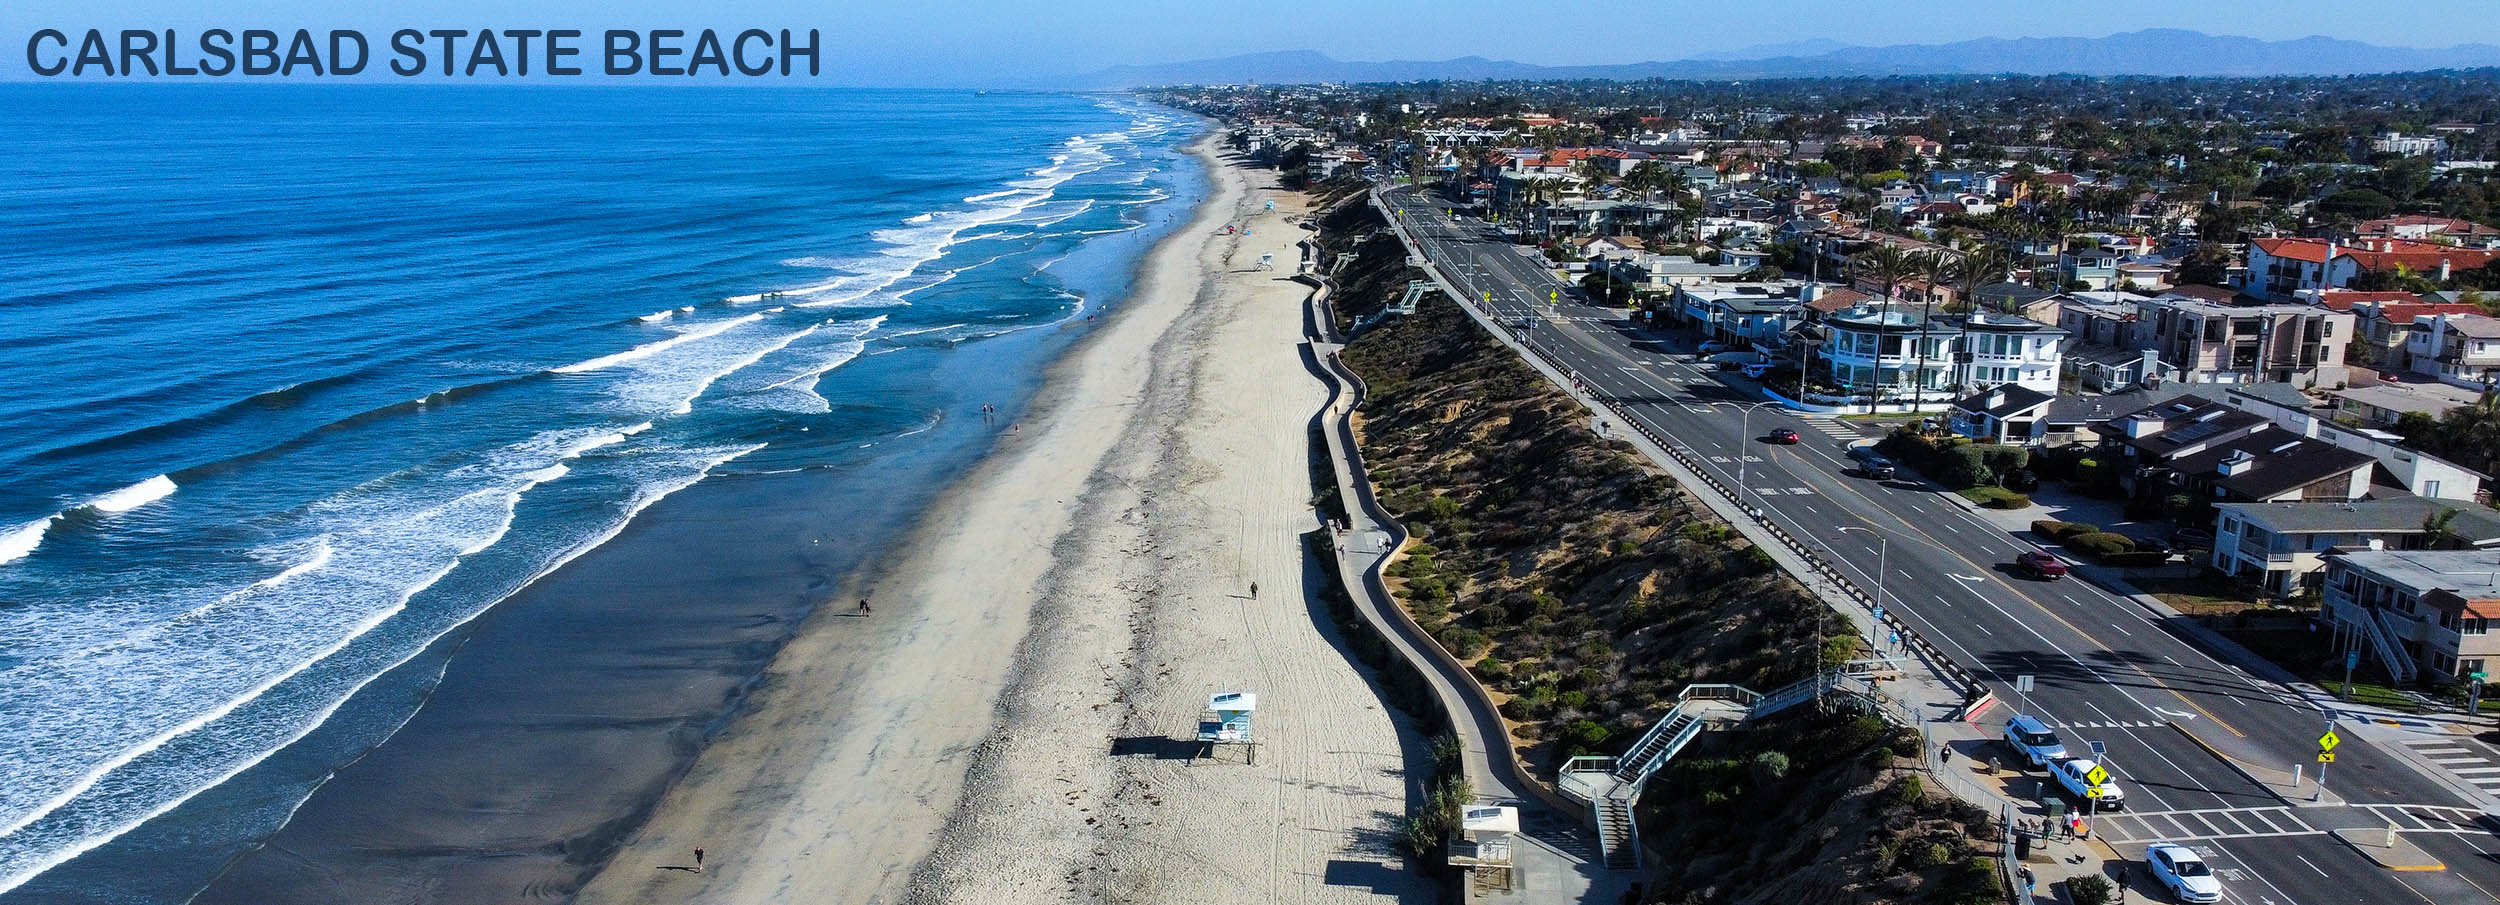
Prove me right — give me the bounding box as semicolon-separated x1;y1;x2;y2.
1566;664;1885;871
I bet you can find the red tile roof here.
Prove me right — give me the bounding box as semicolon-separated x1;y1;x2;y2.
2368;302;2486;323
1807;287;1871;313
2312;290;2424;311
2254;237;2500;272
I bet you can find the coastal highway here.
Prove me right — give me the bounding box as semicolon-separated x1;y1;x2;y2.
1375;184;2500;904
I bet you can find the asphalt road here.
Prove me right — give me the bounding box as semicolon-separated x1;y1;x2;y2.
1376;184;2500;905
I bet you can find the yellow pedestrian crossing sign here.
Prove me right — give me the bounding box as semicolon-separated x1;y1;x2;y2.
2318;729;2340;752
2318;750;2336;763
1548;289;1557;303
2084;765;2110;787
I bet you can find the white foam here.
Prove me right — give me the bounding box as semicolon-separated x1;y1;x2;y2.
0;423;628;865
635;309;675;323
553;314;762;374
0;517;54;567
903;212;934;224
0;441;764;899
86;475;175;514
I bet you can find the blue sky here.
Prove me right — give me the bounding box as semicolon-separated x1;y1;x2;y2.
7;1;2500;85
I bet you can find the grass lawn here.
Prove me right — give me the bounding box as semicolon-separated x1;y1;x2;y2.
2134;573;2270;617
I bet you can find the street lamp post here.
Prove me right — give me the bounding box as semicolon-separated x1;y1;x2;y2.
1837;526;1891;651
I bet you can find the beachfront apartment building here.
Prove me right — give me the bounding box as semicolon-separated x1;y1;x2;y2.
1670;282;1813;352
1610;253;1750;292
1815;305;2065;402
2053;291;2354;387
2321;549;2500;684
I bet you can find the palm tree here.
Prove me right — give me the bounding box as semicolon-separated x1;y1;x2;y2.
1851;245;1920;407
1912;249;1957;393
1952;246;2012;313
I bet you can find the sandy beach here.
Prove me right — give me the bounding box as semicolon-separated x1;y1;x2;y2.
575;136;1432;905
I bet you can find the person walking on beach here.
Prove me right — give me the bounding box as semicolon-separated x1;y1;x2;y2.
1249;581;1259;599
693;847;705;872
858;597;872;616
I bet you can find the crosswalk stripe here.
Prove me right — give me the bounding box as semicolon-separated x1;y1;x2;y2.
2445;766;2500;774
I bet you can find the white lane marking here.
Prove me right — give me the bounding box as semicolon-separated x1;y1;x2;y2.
2293;854;2330;877
2109;621;2132;637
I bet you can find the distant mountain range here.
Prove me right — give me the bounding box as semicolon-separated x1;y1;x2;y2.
1070;29;2500;88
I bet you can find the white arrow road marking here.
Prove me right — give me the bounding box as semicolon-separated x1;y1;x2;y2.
2155;707;2197;721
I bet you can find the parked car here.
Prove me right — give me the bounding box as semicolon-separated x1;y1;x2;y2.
2132;535;2171;555
2015;549;2069;579
2046;756;2127;810
2001;714;2067;767
2144;843;2222;903
1767;427;1801;445
2000;468;2039;492
1697;340;1730;355
1740;362;1775;379
1855;455;1897;480
2168;528;2215;551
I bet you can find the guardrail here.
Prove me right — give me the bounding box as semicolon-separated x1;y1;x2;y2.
1367;188;1988;704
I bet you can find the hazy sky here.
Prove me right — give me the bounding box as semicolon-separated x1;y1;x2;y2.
8;1;2500;85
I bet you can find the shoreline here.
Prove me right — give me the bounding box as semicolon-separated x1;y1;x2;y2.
569;129;1249;904
577;135;1432;905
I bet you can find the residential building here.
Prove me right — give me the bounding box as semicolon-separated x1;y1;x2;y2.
1671;282;1814;351
2403;313;2500;389
2371;132;2448;157
2243;237;2500;301
1947;384;2054;445
2215;497;2500;597
1611;253;1750;293
2333;380;2483;430
1820;306;1962;402
2354;301;2482;365
2093;395;2376;503
1951;312;2067;394
2321;549;2500;684
2353;215;2500;249
2135;295;2354;386
2058;246;2123;290
2220;385;2485;502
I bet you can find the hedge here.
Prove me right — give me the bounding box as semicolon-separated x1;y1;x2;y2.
2030;520;2099;541
2065;531;2136;558
2100;551;2174;568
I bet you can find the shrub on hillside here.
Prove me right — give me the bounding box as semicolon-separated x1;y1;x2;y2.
2100;550;2173;568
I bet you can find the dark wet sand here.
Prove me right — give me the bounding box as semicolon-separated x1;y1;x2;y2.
185;465;896;905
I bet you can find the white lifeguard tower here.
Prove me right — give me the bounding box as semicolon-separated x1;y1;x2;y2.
1447;803;1520;892
1194;691;1258;764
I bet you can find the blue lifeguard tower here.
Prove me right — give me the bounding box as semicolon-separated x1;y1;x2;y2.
1195;691;1257;764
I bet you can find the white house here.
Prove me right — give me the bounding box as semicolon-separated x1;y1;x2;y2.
1952;313;2066;395
2404;313;2500;390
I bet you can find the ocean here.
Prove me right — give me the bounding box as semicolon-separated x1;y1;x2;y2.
0;85;1204;902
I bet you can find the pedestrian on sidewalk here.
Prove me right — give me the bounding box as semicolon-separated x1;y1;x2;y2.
1939;743;1953;766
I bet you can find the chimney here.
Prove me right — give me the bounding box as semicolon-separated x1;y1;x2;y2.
1801;281;1822;303
2126;414;2164;438
2218;449;2256;476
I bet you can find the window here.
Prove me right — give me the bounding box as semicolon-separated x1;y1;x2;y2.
2465;618;2490;636
2425;480;2443;499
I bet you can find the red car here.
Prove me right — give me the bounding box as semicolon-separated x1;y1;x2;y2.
2016;550;2069;579
1767;427;1802;444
